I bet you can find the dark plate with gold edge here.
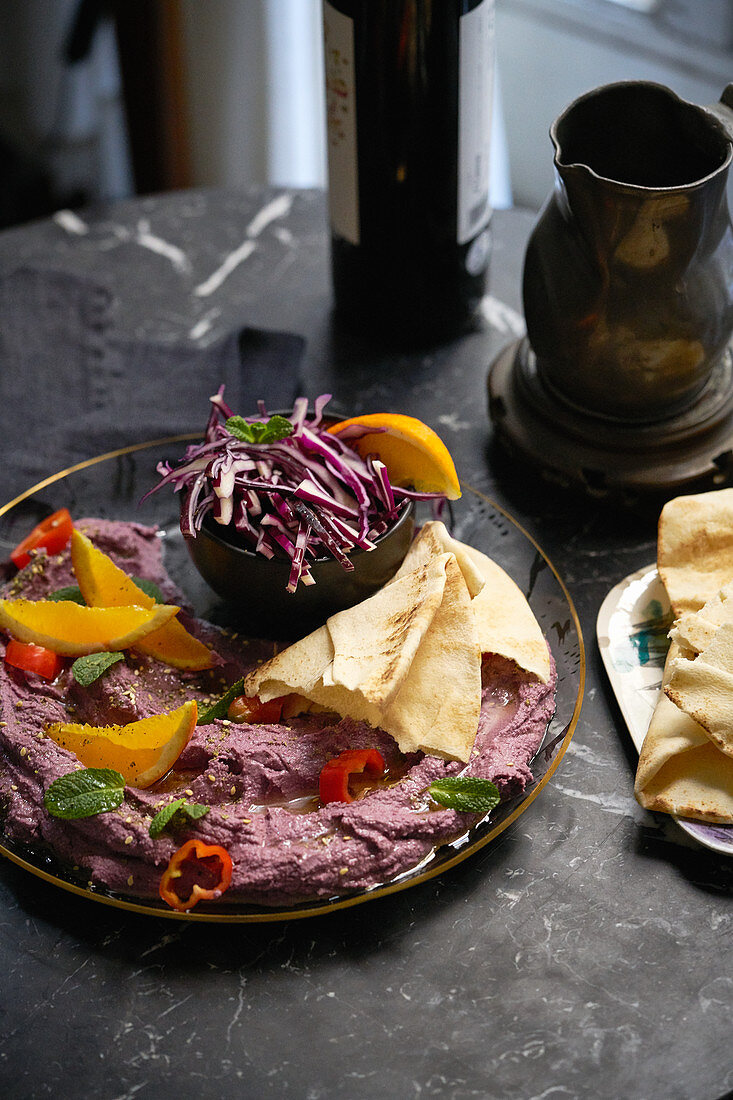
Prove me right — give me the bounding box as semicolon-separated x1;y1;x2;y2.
0;436;584;922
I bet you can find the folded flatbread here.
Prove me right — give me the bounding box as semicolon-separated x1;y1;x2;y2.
666;622;733;759
634;488;733;822
392;522;551;683
657;487;733;617
245;551;482;761
670;578;733;654
635;643;733;822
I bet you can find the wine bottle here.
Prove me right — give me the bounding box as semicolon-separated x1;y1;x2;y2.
322;0;495;344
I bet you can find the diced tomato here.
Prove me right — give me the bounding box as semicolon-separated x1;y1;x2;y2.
10;508;73;569
159;839;233;912
4;640;64;681
319;749;386;805
227;694;284;724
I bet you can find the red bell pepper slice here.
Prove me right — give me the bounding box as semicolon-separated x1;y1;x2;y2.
4;640;64;681
159;838;233;912
227;694;284;724
10;508;73;569
319;749;386;805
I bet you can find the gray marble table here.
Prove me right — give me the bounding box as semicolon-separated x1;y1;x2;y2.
0;188;730;1100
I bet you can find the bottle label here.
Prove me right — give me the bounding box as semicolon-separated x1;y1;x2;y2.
323;2;360;245
458;0;495;245
323;0;495;249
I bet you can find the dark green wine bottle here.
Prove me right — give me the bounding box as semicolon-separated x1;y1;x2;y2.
323;0;495;344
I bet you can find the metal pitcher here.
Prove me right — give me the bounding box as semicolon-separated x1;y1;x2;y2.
524;80;733;422
489;81;733;502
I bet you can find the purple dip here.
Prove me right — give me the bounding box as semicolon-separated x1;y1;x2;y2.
0;519;556;908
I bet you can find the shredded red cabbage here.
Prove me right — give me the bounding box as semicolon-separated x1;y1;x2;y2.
146;389;446;593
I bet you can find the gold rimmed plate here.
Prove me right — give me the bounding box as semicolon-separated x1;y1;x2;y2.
0;437;584;921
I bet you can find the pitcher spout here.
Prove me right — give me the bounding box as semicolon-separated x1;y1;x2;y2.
706;83;733;143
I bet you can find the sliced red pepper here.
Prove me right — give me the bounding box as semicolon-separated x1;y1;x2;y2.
319;749;386;805
159;838;233;912
10;508;73;569
4;639;64;681
227;694;284;724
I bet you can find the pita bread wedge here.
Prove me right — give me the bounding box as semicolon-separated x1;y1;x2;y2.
657;487;733;616
244;551;482;761
665;621;733;759
393;521;551;683
669;578;733;655
634;643;733;823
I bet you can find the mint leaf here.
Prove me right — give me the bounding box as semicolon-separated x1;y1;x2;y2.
44;768;125;819
226;415;255;441
48;585;85;604
130;576;163;603
257;415;294;443
71;651;125;687
226;414;293;445
149;798;210;838
428;777;501;814
197;676;245;725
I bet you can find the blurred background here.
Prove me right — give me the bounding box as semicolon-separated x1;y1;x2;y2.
1;0;732;230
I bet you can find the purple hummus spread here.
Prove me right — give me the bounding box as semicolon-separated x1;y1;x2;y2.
0;519;556;908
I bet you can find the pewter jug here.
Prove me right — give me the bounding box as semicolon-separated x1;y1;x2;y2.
523;81;733;423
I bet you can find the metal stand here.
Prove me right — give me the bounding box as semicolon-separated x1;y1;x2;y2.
488;337;733;502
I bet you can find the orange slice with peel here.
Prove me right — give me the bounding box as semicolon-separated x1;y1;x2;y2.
0;598;179;657
71;530;214;670
45;700;198;788
327;413;461;500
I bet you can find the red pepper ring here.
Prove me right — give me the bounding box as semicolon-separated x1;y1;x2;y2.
159;838;233;912
319;749;386;805
10;508;73;570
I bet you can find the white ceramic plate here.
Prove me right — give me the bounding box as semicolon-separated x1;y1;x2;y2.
597;565;733;856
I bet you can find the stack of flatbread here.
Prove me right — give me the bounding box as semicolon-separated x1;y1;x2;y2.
635;488;733;821
244;522;551;763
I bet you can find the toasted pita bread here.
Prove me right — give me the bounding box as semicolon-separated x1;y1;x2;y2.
634;487;733;823
393;521;551;683
634;642;733;822
670;577;733;654
665;621;733;759
244;552;482;761
657;487;733;616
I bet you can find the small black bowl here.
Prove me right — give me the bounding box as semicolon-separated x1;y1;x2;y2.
185;502;415;640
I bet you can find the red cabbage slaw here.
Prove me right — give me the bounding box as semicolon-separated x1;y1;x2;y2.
148;390;446;593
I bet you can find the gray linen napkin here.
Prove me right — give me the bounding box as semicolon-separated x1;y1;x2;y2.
0;267;305;500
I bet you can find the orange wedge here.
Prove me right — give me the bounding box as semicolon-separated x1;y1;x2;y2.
0;598;179;657
71;530;214;670
328;413;461;500
45;700;198;788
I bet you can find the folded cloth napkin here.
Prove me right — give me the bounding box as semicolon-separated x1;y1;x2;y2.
0;266;305;501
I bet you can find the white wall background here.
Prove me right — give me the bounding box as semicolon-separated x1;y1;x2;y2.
496;0;733;208
0;0;731;216
180;0;511;204
178;0;733;211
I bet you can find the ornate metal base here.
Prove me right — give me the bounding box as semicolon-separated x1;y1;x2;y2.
488;338;733;501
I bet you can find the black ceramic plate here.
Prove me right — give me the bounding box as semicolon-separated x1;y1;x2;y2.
0;437;584;922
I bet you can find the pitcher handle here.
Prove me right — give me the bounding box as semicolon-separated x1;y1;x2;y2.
707;83;733;141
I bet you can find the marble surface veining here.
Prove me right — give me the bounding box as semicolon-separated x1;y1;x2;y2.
0;188;730;1100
